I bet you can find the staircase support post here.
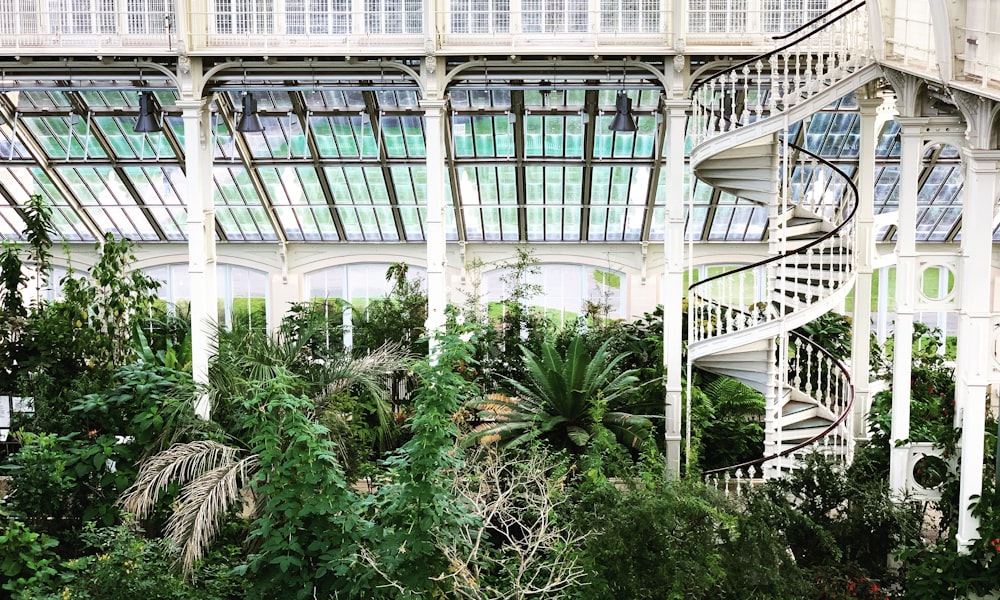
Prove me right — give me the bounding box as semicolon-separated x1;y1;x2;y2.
850;95;883;454
763;335;782;478
888;117;925;494
664;99;688;478
954;148;1000;551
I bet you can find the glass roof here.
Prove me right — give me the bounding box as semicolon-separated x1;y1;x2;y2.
0;85;974;244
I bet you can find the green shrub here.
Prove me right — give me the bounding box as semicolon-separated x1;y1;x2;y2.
0;518;60;596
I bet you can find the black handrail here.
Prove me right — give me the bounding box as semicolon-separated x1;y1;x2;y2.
701;331;855;478
772;0;863;41
690;0;866;94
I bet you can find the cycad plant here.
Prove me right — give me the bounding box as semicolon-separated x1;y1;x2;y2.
468;336;651;451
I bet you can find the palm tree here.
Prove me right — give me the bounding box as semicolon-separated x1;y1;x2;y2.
120;332;408;574
208;323;407;448
468;336;651;451
119;439;258;574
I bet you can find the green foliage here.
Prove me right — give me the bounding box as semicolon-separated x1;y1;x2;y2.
356;324;479;598
238;374;361;600
0;518;60;596
467;248;551;388
697;375;765;471
1;432;78;530
208;322;405;456
3;363;203;540
575;480;810;600
0;241;28;318
469;336;650;452
353;262;428;356
800;311;852;361
17;520;248;600
753;452;921;588
7;234;160;437
281;299;348;355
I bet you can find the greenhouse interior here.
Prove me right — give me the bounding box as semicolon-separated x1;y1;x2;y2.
1;0;1000;597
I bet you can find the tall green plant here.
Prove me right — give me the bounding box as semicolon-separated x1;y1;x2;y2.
354;324;478;598
473;247;550;388
697;375;765;470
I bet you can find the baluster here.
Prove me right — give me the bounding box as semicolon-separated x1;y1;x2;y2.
733;468;744;494
803;342;813;398
823;355;833;407
723;471;732;494
728;71;739;129
693;300;702;342
768;54;780;113
738;270;746;315
780;52;791;106
754;60;764;120
791;338;802;391
714;299;722;337
709;79;719;135
791;53;801;107
740;64;751;125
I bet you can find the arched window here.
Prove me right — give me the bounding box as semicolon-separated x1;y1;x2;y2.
305;262;427;347
145;263;269;331
484;263;625;327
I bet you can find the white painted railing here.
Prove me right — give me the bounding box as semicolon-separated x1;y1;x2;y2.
689;0;869;149
0;0;177;50
692;1;863;486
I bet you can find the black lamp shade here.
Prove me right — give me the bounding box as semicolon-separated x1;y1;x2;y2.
134;91;162;133
237;94;264;133
609;91;637;132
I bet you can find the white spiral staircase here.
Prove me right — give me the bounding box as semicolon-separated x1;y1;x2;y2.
688;0;881;484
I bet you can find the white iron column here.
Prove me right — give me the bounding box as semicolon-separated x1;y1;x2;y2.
178;97;218;419
850;96;881;450
955;149;1000;551
663;100;686;478
422;98;448;354
889;118;923;493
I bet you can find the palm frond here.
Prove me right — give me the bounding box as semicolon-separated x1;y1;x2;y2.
164;454;260;574
119;440;243;520
602;411;653;448
319;341;408;403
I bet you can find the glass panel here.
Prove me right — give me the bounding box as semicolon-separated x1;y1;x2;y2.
324;166;399;241
214;166;278;241
0;166;92;240
122;166;187;240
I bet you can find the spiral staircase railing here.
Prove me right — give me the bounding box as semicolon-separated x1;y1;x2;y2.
687;0;869;486
701;330;855;488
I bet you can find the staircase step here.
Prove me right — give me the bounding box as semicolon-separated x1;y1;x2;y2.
774;279;829;297
784;221;834;239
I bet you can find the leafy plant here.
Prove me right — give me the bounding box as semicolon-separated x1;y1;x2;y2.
119;438;258;574
574;481;799;600
471;248;551;389
468;336;651;452
0;518;60;596
697;375;765;470
353;262;428;356
238;377;361;600
354;322;479;598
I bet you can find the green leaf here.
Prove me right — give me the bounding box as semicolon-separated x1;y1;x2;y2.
567;425;591;446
